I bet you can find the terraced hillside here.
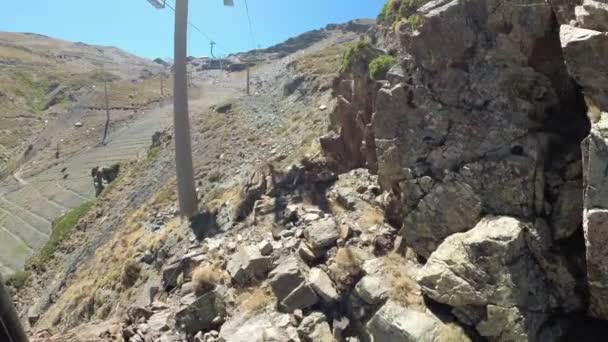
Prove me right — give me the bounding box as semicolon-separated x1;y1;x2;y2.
0;32;171;275
0;31;166;171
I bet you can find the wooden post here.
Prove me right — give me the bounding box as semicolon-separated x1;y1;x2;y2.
160;74;164;97
246;66;250;95
173;0;198;218
101;78;110;145
0;275;29;342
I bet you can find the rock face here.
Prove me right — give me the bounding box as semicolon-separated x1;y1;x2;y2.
560;3;608;320
418;216;581;340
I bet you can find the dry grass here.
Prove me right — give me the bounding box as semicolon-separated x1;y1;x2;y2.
357;207;385;230
192;263;226;296
436;323;471;342
382;252;424;310
236;286;276;315
290;44;349;88
330;247;363;288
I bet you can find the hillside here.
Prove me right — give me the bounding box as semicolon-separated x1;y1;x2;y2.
0;32;170;276
0;31;166;172
3;1;608;341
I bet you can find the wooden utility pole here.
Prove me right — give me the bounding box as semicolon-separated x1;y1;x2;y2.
101;77;110;145
0;275;29;342
246;66;250;95
160;74;165;97
173;0;198;217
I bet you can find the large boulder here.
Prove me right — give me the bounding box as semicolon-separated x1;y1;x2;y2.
365;300;441;342
219;311;291;342
175;290;226;335
417;216;581;341
268;255;319;312
561;25;608;110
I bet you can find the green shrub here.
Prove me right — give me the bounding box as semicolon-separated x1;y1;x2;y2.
340;41;381;74
408;13;426;30
378;0;428;27
33;201;94;264
369;55;396;80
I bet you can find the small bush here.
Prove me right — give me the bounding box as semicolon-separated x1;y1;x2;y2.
146;146;161;162
33;201;94;265
369;55;396;80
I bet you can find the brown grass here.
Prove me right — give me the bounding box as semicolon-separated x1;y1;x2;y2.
330;247;363;288
192;263;226;296
382;252;424;310
357;207;385;230
236;286;275;315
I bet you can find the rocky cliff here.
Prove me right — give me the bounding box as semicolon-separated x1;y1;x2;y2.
323;0;608;340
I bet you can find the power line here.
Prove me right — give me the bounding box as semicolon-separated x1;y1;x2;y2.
243;0;256;49
163;0;232;56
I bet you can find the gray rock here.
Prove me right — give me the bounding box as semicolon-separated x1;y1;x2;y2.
147;310;172;332
417;216;563;340
366;301;440;342
550;181;583;240
297;312;333;342
161;261;182;290
227;245;272;285
575;0;608;32
304;218;340;252
219;311;291;342
258;240;273;256
309;267;340;304
582;113;608;319
281;282;319;312
175;290;226;335
268;255;319;311
561;25;608;110
353;275;389;305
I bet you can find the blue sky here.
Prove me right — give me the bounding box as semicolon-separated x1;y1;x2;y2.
0;0;384;59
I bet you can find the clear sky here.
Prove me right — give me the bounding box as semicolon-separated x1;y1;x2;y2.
0;0;384;59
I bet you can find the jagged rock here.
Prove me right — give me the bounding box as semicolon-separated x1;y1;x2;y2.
297;312;333;342
175;290;226;335
575;0;608;32
304;218;339;252
219;311;291;342
353;275;389;305
162;261;182;291
308;267;340;304
281;282;320;313
268;255;319;311
258;240;273;256
227;245;272;285
417;216;576;340
365;301;440;342
582;113;608;319
561;25;608;110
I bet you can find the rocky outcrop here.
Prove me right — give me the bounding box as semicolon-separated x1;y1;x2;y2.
418;216;582;340
560;3;608;320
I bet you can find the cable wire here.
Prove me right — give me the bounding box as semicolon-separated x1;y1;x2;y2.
243;0;256;49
